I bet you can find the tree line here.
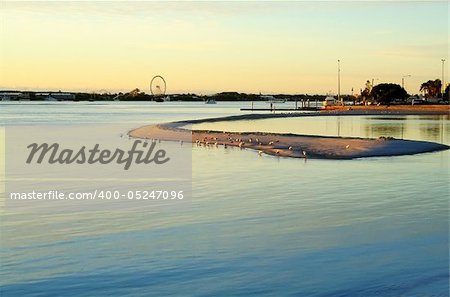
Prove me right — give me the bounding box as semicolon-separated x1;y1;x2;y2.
2;79;449;103
360;79;449;104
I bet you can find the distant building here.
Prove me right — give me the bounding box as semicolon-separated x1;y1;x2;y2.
0;91;34;100
0;92;22;101
46;92;75;101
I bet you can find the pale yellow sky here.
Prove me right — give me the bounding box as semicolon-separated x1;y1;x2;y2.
0;1;448;94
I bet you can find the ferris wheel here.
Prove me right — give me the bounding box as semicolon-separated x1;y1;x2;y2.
150;75;166;97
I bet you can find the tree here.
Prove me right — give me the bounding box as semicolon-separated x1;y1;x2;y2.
444;84;449;101
420;79;442;98
369;83;408;104
360;80;372;100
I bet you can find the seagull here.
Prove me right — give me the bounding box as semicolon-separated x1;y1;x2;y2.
288;146;293;150
345;145;350;149
268;141;274;145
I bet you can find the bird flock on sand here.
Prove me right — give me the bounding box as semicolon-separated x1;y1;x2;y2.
125;129;363;160
123;132;309;158
192;133;309;159
123;131;312;158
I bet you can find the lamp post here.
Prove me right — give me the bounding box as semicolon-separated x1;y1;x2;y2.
337;59;341;104
371;78;379;89
402;75;411;93
441;59;445;95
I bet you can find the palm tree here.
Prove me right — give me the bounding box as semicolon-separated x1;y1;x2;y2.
420;79;442;98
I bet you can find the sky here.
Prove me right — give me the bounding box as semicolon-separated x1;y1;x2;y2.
0;1;448;95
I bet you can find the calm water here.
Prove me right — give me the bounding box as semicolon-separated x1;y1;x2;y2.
1;102;449;296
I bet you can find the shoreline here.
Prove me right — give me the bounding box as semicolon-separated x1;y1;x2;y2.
173;105;449;125
129;108;450;160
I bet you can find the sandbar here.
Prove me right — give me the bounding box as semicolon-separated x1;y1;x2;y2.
128;108;449;159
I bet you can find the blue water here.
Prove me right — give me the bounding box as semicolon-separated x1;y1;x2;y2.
1;102;449;296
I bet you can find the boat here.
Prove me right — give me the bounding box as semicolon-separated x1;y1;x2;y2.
45;96;58;102
261;95;286;104
322;95;341;107
205;99;216;104
266;99;286;104
154;96;171;103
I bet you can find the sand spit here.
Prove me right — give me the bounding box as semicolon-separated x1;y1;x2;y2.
129;110;449;159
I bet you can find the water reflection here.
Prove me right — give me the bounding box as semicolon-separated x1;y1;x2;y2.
362;121;406;139
194;115;450;145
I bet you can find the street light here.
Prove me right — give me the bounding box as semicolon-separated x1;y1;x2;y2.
441;59;445;95
402;74;411;92
337;59;341;104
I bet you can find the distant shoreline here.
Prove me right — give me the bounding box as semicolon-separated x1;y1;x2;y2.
179;105;449;125
321;104;449;114
129;107;449;160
